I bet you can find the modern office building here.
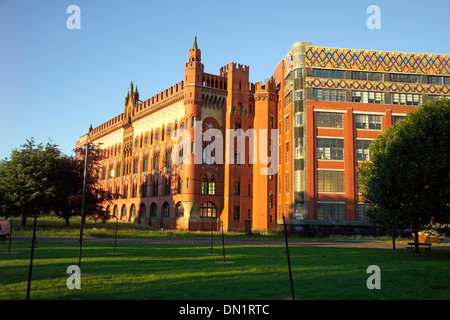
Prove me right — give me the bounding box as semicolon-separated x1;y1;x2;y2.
76;38;449;234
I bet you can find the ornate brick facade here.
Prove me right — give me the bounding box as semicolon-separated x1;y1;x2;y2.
76;39;449;234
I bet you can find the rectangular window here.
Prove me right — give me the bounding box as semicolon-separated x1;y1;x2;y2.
234;181;240;195
233;206;240;220
294;138;304;159
393;115;405;125
357;204;370;221
317;203;345;221
313;88;346;102
294;170;304;193
294;112;303;127
356;139;373;161
355;114;382;130
285;116;289;133
352;91;383;104
357;171;365;194
295;69;303;79
389;73;420;83
294;90;303;101
428;95;450;101
286;171;289;193
286;141;289;163
390;93;422;106
317;138;344;160
313;69;345;79
316;112;344;128
317;170;345;193
351;71;383;82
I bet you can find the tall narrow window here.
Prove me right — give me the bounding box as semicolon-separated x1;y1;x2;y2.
234;181;240;195
202;176;208;194
234;206;240;220
142;155;149;171
165;177;171;195
286;172;289;193
209;177;216;195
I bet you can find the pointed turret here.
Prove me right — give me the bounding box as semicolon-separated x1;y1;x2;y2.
193;36;198;50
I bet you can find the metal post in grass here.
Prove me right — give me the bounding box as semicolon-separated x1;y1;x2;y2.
78;133;92;269
26;210;38;300
282;214;295;300
221;219;225;263
8;216;12;253
210;220;214;255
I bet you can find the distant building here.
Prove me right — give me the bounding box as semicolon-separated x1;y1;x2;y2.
76;38;449;234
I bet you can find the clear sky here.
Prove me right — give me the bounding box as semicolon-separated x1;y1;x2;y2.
1;0;449;159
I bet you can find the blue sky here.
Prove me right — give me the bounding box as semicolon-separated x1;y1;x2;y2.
1;0;449;158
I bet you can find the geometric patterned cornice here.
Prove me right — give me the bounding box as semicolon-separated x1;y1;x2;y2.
305;47;450;75
306;78;450;95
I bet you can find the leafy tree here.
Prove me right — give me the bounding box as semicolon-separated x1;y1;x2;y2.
0;138;63;225
0;138;116;227
359;99;450;253
52;144;116;226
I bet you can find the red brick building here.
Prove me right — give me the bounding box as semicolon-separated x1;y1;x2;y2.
76;39;449;234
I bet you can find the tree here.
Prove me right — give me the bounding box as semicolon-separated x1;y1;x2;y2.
52;145;116;226
0;138;63;225
358;99;450;253
0;138;116;226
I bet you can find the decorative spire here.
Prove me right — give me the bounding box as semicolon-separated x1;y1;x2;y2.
193;36;198;50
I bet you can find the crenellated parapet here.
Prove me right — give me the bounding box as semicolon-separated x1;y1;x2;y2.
90;81;185;138
219;62;249;76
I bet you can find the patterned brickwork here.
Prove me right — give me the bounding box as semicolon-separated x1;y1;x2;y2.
305;47;450;75
306;78;450;95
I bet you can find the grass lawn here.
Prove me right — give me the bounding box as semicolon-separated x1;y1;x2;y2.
0;240;449;300
6;214;406;243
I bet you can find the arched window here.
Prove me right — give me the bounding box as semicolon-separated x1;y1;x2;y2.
200;202;217;218
202;176;208;194
177;175;182;194
143;151;149;171
132;182;138;198
123;184;128;199
121;205;127;220
133;153;139;173
141;181;147;197
105;206;111;217
165;144;172;167
209;177;216;195
176;202;184;217
113;205;119;218
153;150;160;170
191;116;195;127
139;204;146;218
163;202;170;217
151;203;157;217
153;178;158;196
130;204;136;220
165;176;171;195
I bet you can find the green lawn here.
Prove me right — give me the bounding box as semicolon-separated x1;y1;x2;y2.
6;214;401;243
0;240;449;300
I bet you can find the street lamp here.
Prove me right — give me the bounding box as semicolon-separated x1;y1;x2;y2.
282;214;295;300
78;126;93;269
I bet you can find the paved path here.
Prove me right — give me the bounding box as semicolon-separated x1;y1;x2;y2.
10;236;450;250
